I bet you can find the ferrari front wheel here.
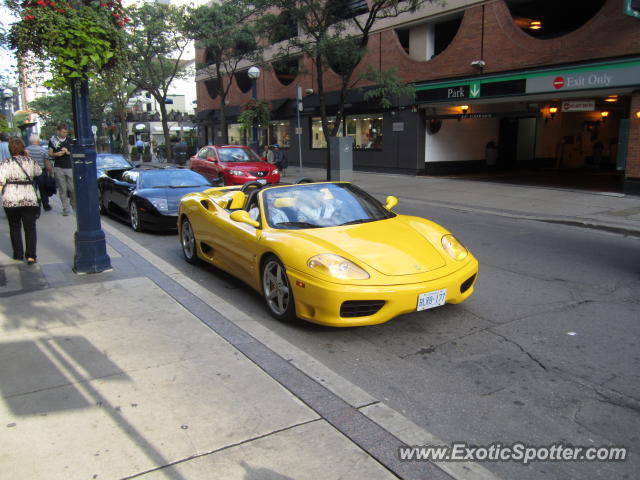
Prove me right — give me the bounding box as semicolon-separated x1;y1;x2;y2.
180;217;198;264
262;255;296;322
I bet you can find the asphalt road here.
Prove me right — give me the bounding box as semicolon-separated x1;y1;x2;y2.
102;198;640;480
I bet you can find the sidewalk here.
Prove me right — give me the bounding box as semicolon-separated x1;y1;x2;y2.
0;196;496;480
286;166;640;236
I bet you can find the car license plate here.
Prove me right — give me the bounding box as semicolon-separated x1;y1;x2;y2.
417;289;447;311
257;179;267;185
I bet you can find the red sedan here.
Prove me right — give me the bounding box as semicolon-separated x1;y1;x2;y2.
189;145;280;186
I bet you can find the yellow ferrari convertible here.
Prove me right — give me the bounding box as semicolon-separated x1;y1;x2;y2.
178;180;478;327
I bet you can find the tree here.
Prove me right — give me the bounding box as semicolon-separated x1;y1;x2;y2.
28;81;116;140
125;2;191;161
185;0;262;144
257;0;428;178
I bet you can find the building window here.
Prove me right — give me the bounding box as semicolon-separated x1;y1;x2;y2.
227;123;246;145
506;0;605;39
346;114;383;150
268;121;291;148
311;117;342;149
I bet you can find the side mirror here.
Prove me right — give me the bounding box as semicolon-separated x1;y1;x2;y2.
385;195;398;211
230;210;260;228
207;156;218;164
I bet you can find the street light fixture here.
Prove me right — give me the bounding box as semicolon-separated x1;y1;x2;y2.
247;66;261;153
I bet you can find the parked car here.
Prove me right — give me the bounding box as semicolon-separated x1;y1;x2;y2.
99;166;212;232
178;180;478;326
189;145;280;186
96;153;133;178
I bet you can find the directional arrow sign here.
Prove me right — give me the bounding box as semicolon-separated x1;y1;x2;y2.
470;81;481;98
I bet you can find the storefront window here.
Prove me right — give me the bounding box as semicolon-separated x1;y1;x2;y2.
227;123;246;145
346;114;383;150
311;117;342;149
268;121;291;148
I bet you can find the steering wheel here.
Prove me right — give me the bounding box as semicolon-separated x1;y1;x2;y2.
295;177;314;184
241;181;264;193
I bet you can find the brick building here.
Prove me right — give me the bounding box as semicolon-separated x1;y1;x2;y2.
194;0;640;194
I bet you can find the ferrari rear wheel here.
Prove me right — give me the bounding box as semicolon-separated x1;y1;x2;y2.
180;217;198;264
262;255;296;322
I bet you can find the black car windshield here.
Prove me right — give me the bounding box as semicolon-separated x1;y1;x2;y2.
97;155;131;170
262;183;395;229
217;147;262;163
139;170;212;189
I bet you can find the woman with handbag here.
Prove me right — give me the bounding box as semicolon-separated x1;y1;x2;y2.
0;137;42;265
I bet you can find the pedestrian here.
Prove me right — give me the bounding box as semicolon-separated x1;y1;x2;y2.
48;123;75;216
26;134;53;211
0;137;42;264
0;132;10;161
273;144;288;176
263;144;275;164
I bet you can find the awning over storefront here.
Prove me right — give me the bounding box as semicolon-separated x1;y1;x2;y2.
415;57;640;105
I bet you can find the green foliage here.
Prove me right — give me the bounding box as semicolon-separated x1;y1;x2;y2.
8;2;127;89
12;110;30;127
125;2;191;157
0;113;9;133
185;0;262;144
255;0;428;142
238;99;270;138
130;146;140;162
361;66;416;108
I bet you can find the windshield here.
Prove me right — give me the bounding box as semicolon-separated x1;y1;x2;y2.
97;155;131;170
139;170;212;189
217;147;262;163
262;183;394;229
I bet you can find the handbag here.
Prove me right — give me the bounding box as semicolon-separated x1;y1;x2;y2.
14;157;42;218
44;171;57;196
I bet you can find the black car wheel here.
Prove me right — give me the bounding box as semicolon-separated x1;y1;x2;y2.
180;217;198;264
262;255;296;322
99;191;107;214
129;201;142;232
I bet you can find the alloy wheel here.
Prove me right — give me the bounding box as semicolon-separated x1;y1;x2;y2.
262;259;291;316
181;218;197;263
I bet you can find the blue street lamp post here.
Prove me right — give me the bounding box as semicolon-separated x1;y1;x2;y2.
70;77;111;273
248;66;260;154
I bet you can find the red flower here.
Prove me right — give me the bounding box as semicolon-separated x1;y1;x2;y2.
100;2;107;6
36;0;46;6
56;8;65;12
112;12;120;17
25;14;36;20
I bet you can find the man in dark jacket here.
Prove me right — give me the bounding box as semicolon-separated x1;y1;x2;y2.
273;144;288;177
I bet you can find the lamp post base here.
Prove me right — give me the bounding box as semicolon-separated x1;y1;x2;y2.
73;228;112;274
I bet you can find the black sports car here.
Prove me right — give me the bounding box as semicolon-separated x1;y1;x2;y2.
98;166;213;231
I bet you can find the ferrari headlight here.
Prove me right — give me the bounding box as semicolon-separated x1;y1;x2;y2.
147;197;168;212
272;169;279;175
228;170;246;176
441;234;468;261
308;253;370;280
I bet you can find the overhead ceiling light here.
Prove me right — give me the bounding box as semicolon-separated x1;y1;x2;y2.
604;95;618;103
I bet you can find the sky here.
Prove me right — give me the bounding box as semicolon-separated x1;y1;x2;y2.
1;6;18;85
